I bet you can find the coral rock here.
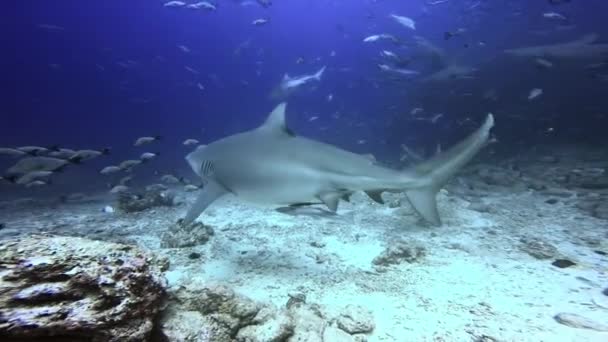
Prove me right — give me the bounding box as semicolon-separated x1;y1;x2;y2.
372;240;426;266
161;220;215;248
0;235;167;341
160;309;213;342
518;237;559;260
166;284;263;340
236;306;294;342
336;305;375;334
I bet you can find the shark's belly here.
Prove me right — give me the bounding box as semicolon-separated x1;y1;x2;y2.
221;164;326;205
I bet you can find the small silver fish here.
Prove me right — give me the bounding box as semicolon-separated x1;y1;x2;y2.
163;1;186;7
110;185;129;194
69;148;110;163
140;152;159;161
380;50;398;59
16;146;49;156
100;166;122;175
48;148;76;159
543;12;567;21
6;157;69;175
161;174;181;184
16;171;53;185
134;136;162;146
535;58;554;69
119;175;133;186
184;184;200;192
119;159;142;170
177;44;190;53
183;139;200;146
0;148;26;158
252;18;269;26
146;183;168;192
26;180;49;188
187;1;216;10
528;88;543;100
390;14;416;30
363;34;397;43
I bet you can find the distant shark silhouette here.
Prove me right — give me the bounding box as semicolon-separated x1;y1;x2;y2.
422;64;477;82
184;103;494;226
504;33;608;61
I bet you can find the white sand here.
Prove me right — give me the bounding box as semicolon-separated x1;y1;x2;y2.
147;189;608;341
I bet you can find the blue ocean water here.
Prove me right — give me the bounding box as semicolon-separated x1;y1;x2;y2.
4;1;607;185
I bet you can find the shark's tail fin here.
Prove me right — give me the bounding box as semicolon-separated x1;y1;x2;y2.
405;114;495;225
314;66;326;80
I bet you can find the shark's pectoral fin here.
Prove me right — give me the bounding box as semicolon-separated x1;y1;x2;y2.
319;193;341;212
405;188;441;226
183;180;227;225
365;190;385;204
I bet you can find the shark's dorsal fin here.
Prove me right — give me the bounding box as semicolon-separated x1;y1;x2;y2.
260;103;295;137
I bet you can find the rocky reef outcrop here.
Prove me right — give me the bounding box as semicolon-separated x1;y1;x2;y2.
0;235;168;341
160;282;375;342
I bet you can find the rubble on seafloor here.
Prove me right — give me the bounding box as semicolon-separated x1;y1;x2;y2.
161;282;375;342
160;220;215;248
0;234;376;342
372;239;426;267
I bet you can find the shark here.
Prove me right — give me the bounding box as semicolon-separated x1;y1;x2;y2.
183;103;495;226
504;33;608;61
270;66;326;99
422;63;477;82
279;66;326;92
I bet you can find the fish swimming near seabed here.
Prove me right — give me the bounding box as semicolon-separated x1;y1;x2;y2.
5;157;70;176
183;103;495;226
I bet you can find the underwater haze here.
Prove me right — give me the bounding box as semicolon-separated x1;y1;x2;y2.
1;1;608;341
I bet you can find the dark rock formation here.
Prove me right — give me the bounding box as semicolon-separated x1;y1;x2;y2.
551;259;576;268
